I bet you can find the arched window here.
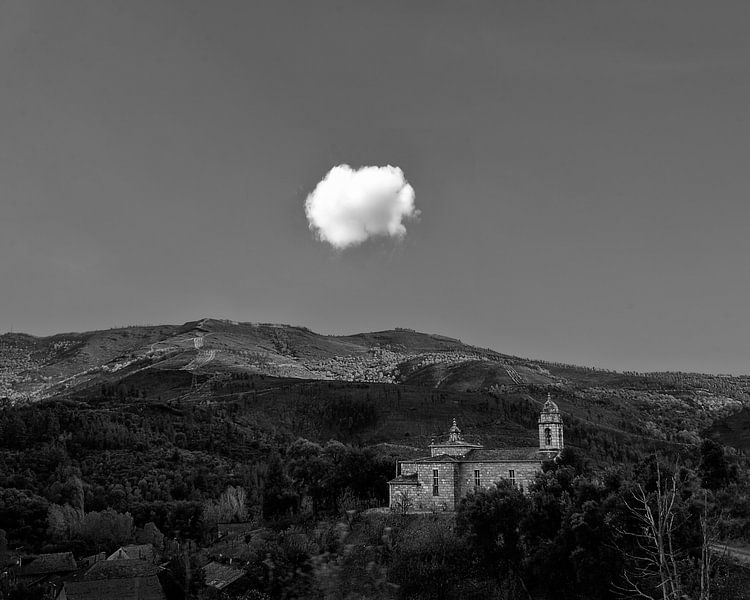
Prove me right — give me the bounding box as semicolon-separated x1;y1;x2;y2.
545;428;552;445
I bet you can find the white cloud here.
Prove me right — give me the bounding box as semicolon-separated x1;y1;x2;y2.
304;164;419;249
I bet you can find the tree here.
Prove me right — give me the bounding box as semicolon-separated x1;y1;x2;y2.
47;503;81;541
389;519;473;600
456;481;532;597
140;522;165;550
202;486;249;528
615;463;683;600
699;440;729;491
79;509;134;551
390;490;414;515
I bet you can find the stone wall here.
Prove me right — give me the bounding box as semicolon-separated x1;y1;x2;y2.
391;459;545;512
538;417;564;451
457;461;542;498
393;461;459;511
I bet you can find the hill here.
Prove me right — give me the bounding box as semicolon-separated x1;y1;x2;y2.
1;318;749;452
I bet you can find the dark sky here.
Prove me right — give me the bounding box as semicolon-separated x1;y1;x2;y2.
2;0;750;374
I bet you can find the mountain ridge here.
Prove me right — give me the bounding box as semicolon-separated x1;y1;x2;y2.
1;318;749;451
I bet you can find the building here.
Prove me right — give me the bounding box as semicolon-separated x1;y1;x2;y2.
57;558;167;600
388;394;564;511
217;522;255;540
106;544;159;564
202;561;248;594
58;576;166;600
19;552;78;587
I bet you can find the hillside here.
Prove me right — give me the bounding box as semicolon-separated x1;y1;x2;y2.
1;318;749;452
0;319;527;401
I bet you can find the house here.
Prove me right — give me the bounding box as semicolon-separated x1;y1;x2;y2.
106;544;158;564
58;576;166;600
79;553;106;569
388;394;564;511
19;552;78;586
202;561;247;593
82;559;161;580
57;558;167;600
217;522;255;540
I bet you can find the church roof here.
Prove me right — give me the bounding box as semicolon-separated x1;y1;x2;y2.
397;447;545;465
462;447;543;462
412;454;460;463
428;440;482;448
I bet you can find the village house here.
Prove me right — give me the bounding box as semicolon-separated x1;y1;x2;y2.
18;552;78;592
202;561;248;595
106;544;159;564
57;558;167;600
388;394;564;511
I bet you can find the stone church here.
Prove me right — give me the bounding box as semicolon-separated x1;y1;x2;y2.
388;394;564;511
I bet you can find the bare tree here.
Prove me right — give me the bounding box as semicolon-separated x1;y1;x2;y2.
698;490;722;600
615;464;683;600
390;490;414;515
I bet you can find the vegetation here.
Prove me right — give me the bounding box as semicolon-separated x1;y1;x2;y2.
0;386;748;599
0;321;749;597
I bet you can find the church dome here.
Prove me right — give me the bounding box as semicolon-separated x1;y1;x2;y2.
539;393;563;424
542;394;559;413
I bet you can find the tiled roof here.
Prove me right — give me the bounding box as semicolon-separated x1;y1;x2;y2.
203;561;245;590
429;440;482;448
84;559;161;580
411;454;459;463
461;447;542;462
62;575;166;600
20;552;77;575
107;545;157;563
397;448;543;465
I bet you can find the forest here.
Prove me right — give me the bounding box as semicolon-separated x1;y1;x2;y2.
0;380;749;599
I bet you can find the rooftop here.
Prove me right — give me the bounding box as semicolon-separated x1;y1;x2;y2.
20;552;77;576
62;575;166;600
462;447;544;462
413;453;460;463
84;559;161;580
203;561;245;590
107;544;157;563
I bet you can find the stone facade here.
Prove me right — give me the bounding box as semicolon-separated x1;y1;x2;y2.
389;396;564;512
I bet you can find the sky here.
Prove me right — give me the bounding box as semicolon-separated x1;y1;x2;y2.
2;0;750;374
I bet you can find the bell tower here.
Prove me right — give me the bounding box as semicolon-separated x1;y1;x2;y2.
538;393;564;454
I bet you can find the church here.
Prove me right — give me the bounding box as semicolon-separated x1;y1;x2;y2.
388;395;564;511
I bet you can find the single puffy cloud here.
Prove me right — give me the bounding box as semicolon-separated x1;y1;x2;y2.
304;164;419;249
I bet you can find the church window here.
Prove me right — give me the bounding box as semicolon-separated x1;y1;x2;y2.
474;469;480;488
545;428;552;445
432;469;439;496
509;469;516;486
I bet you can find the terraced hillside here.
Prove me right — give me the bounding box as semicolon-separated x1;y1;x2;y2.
2;318;749;452
0;319;537;401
